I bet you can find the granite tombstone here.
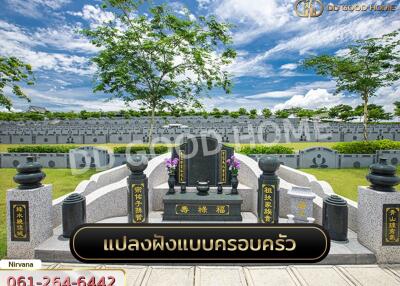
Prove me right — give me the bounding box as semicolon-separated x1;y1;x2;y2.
172;136;234;186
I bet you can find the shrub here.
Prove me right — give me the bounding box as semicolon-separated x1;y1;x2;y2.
332;140;400;154
237;145;294;155
113;145;170;154
8;145;78;153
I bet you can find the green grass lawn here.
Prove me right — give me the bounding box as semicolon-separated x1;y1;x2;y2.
0;168;98;259
0;141;338;153
300;167;400;202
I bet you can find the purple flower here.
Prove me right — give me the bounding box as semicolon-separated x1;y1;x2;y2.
226;155;240;174
165;157;179;173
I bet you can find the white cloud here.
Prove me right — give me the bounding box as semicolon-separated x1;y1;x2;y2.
271;81;400;113
245;91;297;99
32;25;99;53
213;1;400;78
254;16;400;65
225;55;273;78
197;0;213;9
370;80;400;112
9;87;139;112
273;89;347;111
6;0;71;18
213;0;293;44
69;5;115;28
280;63;298;70
0;20;94;76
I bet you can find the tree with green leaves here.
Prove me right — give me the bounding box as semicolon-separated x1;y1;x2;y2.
354;104;392;122
83;0;236;145
274;109;290;119
328;104;355;122
296;108;315;119
394;101;400;117
303;30;400;140
262;108;272;118
238;107;248;115
0;56;35;110
249;108;257;119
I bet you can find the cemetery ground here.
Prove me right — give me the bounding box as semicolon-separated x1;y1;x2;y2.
0;168;97;259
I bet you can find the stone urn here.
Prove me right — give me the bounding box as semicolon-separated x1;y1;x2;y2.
367;158;400;192
230;174;239;195
217;182;223;194
180;182;187;194
167;172;176;195
196;181;210;196
13;156;46;189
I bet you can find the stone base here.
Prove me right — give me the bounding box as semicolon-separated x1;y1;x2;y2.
358;186;400;264
34;214;376;264
7;184;53;259
163;192;243;221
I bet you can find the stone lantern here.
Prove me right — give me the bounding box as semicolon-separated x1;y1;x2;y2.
366;158;400;192
13;156;46;189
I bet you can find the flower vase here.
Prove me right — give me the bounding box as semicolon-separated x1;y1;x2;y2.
167;173;176;195
231;174;239;195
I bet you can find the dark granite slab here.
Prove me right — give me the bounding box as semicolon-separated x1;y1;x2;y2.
163;192;243;221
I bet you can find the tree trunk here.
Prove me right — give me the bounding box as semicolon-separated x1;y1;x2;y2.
147;104;156;147
363;95;369;141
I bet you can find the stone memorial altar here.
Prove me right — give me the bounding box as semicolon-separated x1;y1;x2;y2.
164;136;242;221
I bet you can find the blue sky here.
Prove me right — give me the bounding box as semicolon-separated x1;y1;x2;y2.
1;0;399;112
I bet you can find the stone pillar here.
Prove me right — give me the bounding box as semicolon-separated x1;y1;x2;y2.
257;156;280;223
127;155;149;223
7;157;53;259
358;158;400;263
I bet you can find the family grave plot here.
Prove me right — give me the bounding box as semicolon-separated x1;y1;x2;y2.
164;136;243;221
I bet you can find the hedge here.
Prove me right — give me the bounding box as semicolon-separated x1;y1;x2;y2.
8;145;79;153
237;145;294;155
113;145;170;154
332;140;400;154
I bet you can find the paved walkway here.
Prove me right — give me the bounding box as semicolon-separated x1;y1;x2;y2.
43;263;400;286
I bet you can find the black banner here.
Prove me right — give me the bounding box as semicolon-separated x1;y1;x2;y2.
10;201;30;242
382;204;400;245
70;224;330;263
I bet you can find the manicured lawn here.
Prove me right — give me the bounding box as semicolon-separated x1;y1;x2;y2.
0;168;98;259
300;167;400;202
0;141;338;153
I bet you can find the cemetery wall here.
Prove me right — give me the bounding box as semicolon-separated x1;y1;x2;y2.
1;147;399;169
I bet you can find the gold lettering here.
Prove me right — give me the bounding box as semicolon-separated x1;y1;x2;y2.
198;206;208;214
